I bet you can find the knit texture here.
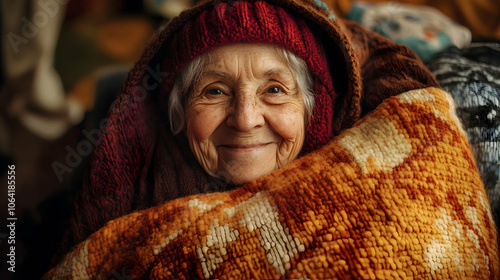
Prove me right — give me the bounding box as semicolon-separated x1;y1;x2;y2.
45;87;499;279
55;0;440;263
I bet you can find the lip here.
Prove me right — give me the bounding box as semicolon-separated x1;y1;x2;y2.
218;143;272;152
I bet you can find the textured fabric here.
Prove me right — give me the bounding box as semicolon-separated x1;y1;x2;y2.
427;43;500;226
44;87;499;279
347;1;471;63
323;0;500;40
55;0;440;263
160;0;336;153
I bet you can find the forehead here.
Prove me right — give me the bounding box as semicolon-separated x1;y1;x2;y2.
203;43;292;75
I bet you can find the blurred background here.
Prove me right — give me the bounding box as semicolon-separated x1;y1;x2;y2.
0;0;499;279
0;1;183;279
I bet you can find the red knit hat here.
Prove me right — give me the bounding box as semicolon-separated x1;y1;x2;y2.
161;0;336;153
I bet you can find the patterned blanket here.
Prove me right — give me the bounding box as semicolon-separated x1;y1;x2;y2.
44;87;499;279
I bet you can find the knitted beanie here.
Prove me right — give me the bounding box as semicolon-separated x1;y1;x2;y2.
161;0;337;153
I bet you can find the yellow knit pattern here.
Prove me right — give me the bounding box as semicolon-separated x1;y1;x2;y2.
45;87;499;279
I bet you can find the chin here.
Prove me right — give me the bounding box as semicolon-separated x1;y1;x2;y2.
225;175;260;186
221;169;273;186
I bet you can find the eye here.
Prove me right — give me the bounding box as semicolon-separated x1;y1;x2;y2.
208;89;224;95
267;87;281;94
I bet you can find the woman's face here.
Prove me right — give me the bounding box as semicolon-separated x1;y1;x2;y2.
185;43;306;185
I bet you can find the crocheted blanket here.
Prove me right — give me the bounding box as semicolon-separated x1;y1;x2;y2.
45;87;498;279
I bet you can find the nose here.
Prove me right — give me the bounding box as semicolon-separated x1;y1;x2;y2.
226;93;265;132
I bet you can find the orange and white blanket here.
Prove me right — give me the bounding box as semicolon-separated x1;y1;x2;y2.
45;87;499;279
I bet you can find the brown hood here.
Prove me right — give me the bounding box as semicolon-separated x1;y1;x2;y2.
58;0;438;261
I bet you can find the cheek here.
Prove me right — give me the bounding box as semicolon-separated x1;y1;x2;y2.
186;106;225;141
185;105;226;177
268;104;305;167
267;104;305;141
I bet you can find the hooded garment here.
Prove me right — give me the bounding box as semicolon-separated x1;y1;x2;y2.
58;0;438;255
49;0;498;278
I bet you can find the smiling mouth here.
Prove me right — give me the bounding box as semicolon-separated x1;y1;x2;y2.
218;143;272;151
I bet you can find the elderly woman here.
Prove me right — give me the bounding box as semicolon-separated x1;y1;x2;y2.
170;43;315;186
62;0;351;248
50;0;498;278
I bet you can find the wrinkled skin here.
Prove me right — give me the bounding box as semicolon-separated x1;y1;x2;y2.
185;43;306;185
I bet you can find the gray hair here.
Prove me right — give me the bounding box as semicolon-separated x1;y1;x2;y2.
168;46;315;135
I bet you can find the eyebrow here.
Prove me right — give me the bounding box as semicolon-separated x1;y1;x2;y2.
262;68;293;78
199;67;293;81
197;70;235;86
199;70;227;78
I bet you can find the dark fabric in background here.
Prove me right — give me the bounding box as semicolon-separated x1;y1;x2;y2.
427;42;500;226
